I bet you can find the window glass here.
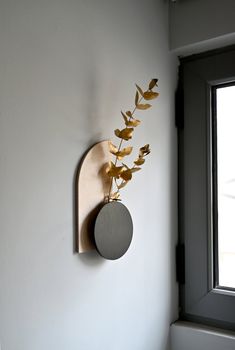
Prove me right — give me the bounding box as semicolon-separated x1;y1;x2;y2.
216;85;235;289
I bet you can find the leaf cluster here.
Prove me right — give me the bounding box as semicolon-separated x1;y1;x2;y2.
106;79;159;201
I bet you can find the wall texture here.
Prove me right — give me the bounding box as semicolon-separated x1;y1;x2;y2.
0;1;178;349
169;0;235;53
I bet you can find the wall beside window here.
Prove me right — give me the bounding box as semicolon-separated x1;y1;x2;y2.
169;0;235;52
0;1;178;349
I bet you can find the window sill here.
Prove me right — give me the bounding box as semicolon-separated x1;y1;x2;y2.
170;321;235;350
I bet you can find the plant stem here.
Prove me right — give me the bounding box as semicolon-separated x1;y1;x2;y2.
107;94;145;201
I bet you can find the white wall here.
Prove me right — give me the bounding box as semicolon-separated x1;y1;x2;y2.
0;1;178;349
169;0;235;53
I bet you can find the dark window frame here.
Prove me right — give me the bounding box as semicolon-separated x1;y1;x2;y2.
178;45;235;331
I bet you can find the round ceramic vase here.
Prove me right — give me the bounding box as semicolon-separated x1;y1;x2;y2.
94;202;133;260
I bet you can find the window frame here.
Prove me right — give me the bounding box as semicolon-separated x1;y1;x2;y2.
212;82;235;292
178;45;235;330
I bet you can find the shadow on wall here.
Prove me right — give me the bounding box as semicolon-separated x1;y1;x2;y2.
83;63;103;148
70;58;122;267
70;60;148;267
71;63;107;266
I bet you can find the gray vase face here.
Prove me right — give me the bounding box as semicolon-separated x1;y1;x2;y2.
94;202;133;260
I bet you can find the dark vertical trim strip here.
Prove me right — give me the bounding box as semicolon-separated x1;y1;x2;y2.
175;64;184;129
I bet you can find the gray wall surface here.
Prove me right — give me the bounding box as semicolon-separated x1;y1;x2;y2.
169;0;235;52
0;1;178;349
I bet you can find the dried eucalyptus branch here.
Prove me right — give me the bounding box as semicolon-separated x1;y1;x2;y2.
106;79;159;202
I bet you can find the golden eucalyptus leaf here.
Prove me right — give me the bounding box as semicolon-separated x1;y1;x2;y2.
115;128;134;140
149;79;158;90
121;111;128;124
114;129;121;138
120;127;134;140
136;103;152;110
140;144;150;156
116;146;133;160
105;161;112;173
134;157;145;166
121;146;133;155
107;161;124;178
131;167;141;173
124;118;141;127
118;181;128;190
120;169;133;181
104;162;111;174
135;84;144;97
143;91;159;100
108;141;118;154
110;150;118;157
135;91;139;106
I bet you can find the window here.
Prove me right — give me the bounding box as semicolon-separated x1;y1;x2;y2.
178;45;235;330
213;84;235;290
